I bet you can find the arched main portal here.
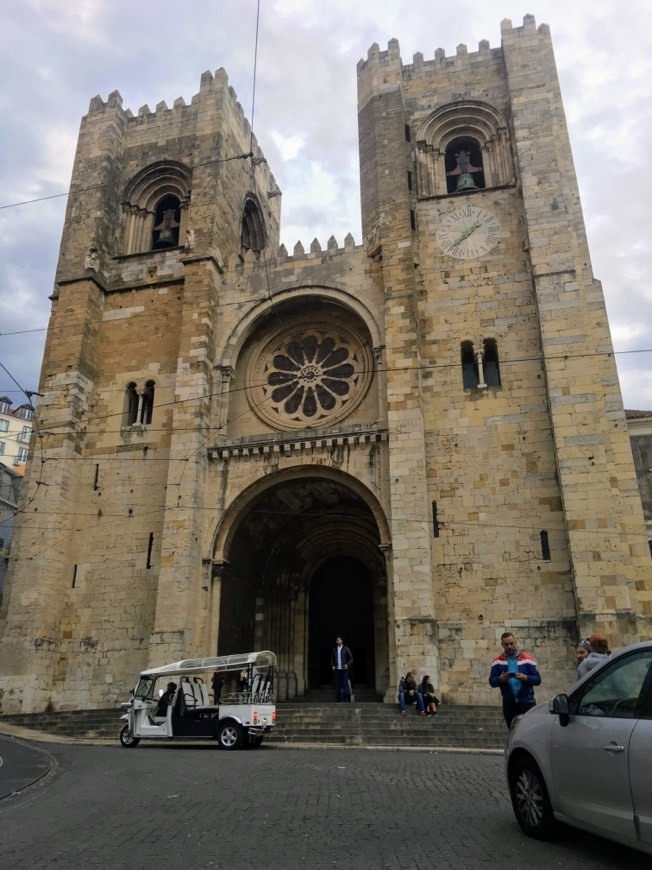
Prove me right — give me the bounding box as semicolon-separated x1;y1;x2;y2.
214;472;390;700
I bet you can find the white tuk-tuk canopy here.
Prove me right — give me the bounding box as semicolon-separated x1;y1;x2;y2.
142;650;277;678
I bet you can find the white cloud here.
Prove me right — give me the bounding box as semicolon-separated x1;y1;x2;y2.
270;131;305;161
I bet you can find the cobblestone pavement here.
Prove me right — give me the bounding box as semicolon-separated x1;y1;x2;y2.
0;741;648;869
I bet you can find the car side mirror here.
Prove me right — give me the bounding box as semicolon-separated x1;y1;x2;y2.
551;693;570;727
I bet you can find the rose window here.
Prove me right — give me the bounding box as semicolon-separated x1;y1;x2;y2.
247;325;373;430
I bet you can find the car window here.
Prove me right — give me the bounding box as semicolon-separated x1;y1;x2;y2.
570;650;652;719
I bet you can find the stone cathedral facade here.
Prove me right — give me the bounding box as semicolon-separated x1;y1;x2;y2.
1;15;650;713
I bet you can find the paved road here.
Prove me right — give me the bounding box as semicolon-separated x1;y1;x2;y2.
0;736;53;799
0;739;648;869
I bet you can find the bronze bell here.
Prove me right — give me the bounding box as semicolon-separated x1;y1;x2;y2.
155;227;175;247
455;172;479;192
153;207;180;248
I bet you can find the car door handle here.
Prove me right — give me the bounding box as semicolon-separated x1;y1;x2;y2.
603;742;625;753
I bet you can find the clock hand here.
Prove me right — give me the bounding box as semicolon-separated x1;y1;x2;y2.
451;221;482;247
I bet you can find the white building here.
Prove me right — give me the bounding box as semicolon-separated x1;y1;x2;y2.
0;396;34;468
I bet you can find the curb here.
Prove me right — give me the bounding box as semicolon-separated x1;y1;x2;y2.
0;723;503;755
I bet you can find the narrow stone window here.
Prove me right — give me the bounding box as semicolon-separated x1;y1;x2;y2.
432;501;440;538
483;338;501;386
407;171;413;191
124;383;138;426
461;341;479;389
72;564;78;589
140;381;155;425
445;136;485;194
152;195;181;249
93;464;100;491
404;123;411;142
540;530;551;561
241;195;266;252
146;532;154;569
410;209;416;230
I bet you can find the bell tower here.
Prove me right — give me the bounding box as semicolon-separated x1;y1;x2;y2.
357;15;650;688
0;69;280;712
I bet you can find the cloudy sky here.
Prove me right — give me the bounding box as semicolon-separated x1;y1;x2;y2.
1;0;651;412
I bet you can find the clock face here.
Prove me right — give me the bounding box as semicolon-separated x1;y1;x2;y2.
436;205;501;259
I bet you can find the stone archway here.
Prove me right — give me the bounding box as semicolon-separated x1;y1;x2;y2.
214;472;390;700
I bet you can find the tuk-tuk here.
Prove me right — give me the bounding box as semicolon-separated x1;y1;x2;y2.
119;650;276;750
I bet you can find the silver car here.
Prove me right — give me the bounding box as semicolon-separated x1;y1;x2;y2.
505;640;652;855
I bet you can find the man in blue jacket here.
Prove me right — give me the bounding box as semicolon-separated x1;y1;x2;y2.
489;632;541;727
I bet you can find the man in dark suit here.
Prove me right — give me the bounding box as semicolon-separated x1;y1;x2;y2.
331;636;353;702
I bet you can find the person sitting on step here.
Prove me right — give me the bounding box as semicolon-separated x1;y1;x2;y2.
418;675;439;716
398;671;426;716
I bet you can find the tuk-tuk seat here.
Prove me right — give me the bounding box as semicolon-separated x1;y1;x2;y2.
180;677;200;718
180;676;218;717
193;678;215;708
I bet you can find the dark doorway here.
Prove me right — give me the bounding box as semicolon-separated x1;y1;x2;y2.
308;556;375;690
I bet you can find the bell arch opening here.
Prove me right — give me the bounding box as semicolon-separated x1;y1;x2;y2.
214;473;390;700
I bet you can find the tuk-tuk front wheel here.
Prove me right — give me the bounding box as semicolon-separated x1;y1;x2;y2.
216;720;244;750
120;724;141;748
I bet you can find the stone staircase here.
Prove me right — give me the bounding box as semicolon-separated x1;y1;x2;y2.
0;702;506;751
271;702;505;750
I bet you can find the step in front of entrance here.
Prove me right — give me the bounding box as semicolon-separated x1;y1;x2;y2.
1;703;507;749
269;703;506;749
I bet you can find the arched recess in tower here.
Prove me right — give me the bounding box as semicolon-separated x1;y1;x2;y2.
213;469;390;701
121;160;192;254
415;100;513;197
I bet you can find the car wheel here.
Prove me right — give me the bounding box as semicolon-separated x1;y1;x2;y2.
509;757;558;840
217;720;244;751
119;724;140;748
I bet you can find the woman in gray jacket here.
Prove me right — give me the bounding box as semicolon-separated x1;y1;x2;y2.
577;634;610;680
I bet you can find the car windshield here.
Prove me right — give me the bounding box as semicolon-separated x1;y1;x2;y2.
570;650;652;719
134;676;156;700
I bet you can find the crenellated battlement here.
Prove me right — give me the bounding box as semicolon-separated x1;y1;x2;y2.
228;233;362;275
358;14;549;79
286;233;358;259
85;66;264;158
